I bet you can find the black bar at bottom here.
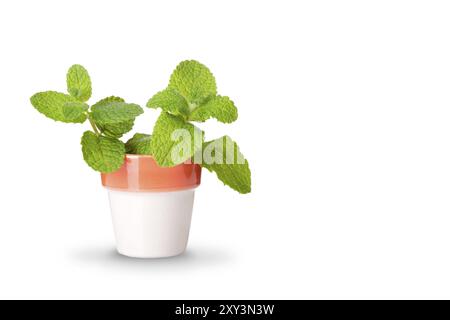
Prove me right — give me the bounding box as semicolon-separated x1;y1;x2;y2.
0;300;445;318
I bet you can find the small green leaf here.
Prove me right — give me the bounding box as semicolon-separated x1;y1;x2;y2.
125;133;152;155
189;95;238;123
91;97;134;138
146;88;189;118
168;60;217;104
91;101;143;125
81;131;125;173
200;136;251;194
62;101;89;123
67;64;92;102
30;91;85;123
151;112;204;167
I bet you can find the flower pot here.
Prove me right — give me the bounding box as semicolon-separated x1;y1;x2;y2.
101;155;202;258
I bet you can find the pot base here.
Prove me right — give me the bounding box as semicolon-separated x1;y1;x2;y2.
116;248;186;259
107;188;195;258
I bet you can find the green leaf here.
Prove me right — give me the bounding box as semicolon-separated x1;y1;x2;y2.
81;131;125;173
146;88;189;118
30;91;86;123
91;101;143;126
62;101;89;123
67;64;92;102
168;60;217;105
200;136;251;194
189;95;238;123
150;112;203;167
125;133;152;155
91;97;134;138
98;120;134;138
92;96;125;108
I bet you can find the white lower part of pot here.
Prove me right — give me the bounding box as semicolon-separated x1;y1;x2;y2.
107;188;196;258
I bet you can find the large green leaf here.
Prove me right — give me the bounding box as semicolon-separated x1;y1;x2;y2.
80;131;125;173
91;101;143;126
168;60;217;104
150;112;203;167
30;91;86;123
91;96;133;137
201;136;251;194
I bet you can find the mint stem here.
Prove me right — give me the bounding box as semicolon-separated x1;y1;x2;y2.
88;115;100;135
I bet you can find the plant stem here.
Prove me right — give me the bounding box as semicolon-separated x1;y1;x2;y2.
88;115;100;135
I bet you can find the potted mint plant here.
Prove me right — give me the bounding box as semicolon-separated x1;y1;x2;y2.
30;60;251;258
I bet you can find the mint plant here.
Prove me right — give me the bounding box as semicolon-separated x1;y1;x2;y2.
145;60;251;194
30;61;251;194
30;65;143;173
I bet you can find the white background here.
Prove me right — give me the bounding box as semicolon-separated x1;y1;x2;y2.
0;0;449;299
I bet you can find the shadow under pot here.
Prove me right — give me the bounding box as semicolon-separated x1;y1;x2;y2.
101;155;202;258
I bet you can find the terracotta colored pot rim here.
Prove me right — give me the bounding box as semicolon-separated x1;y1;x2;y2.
124;154;157;158
101;155;202;192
